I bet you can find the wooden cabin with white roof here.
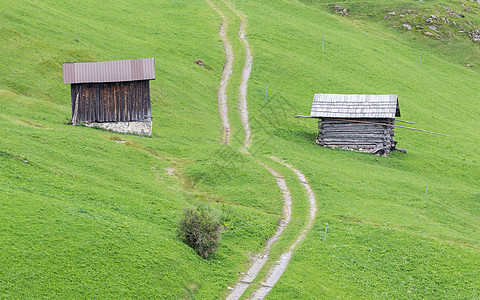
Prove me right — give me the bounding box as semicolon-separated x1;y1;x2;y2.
308;93;401;155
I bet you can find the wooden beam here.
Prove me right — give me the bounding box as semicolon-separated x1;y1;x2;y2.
299;115;451;137
325;118;454;138
395;119;415;124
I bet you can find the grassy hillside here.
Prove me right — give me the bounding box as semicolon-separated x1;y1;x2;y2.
231;0;480;298
301;0;480;69
0;0;282;298
1;0;479;298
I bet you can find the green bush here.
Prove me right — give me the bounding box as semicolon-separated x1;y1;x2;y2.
178;208;222;259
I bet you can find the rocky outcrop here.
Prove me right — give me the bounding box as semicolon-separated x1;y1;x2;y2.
334;4;348;15
470;29;480;42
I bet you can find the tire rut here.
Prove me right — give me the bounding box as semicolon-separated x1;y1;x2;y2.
206;0;233;145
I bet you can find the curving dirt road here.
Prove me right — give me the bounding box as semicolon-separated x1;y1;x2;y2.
207;1;317;299
206;0;233;145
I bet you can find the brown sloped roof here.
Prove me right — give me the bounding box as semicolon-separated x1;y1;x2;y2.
63;58;155;84
310;94;400;118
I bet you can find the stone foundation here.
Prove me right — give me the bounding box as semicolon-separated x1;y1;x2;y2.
84;120;152;136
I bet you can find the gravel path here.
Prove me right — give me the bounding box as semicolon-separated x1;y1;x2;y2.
206;0;233;145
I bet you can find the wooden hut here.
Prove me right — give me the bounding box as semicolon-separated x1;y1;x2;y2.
63;58;155;136
309;94;401;155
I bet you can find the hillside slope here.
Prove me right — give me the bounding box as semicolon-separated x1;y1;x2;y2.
0;0;479;299
0;0;282;298
232;0;480;298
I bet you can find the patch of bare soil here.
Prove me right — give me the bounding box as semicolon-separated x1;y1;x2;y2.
165;168;175;175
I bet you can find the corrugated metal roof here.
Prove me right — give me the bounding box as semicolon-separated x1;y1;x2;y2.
310;94;400;118
63;58;155;84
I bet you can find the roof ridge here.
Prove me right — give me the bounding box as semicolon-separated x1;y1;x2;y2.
63;58;155;84
310;93;400;118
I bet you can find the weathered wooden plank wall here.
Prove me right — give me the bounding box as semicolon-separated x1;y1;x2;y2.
71;80;151;123
317;118;396;152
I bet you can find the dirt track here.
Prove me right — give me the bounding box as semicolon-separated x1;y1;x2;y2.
207;1;317;299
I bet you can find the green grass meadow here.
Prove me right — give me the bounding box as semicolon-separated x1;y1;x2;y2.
1;0;479;298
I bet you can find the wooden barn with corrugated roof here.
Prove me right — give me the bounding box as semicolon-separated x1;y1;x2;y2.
63;58;155;136
306;93;401;155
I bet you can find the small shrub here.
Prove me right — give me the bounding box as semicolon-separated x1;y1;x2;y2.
178;208;222;259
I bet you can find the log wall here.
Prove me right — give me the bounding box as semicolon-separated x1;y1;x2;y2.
316;118;396;154
71;80;151;123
